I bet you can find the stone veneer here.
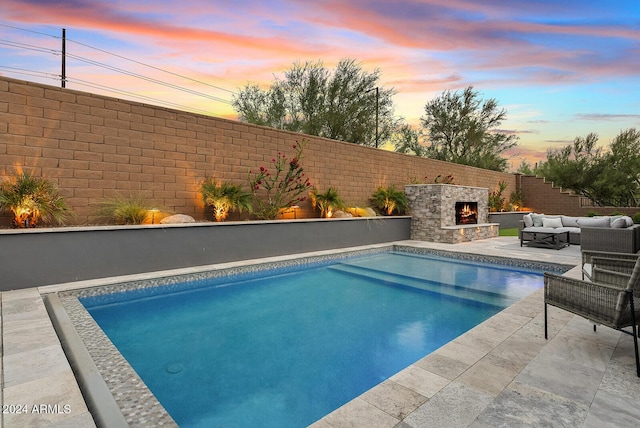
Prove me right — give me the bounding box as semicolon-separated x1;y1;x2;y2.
405;184;499;243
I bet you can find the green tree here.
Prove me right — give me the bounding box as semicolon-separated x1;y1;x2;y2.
419;86;518;171
535;129;640;206
514;159;535;175
391;123;425;156
233;59;396;147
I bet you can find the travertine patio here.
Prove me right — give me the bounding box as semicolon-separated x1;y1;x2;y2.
2;237;639;427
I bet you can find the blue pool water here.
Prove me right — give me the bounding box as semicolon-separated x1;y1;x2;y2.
82;251;545;427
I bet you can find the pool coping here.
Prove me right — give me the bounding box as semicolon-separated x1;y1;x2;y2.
41;241;575;426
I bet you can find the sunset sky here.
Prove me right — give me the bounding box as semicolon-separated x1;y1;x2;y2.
1;0;639;169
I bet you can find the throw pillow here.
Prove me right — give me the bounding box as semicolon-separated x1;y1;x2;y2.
542;217;563;228
531;213;545;227
561;216;579;227
523;214;533;227
577;217;611;228
611;216;633;228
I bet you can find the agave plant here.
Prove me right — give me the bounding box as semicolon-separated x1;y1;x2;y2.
370;185;409;216
200;178;252;222
310;187;345;218
0;171;71;228
94;193;152;225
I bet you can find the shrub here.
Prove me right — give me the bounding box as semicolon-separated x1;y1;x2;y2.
488;181;508;212
0;170;71;228
633;212;640;224
310;187;345;218
200;178;252;222
370;185;408;215
248;140;312;220
94;193;152;225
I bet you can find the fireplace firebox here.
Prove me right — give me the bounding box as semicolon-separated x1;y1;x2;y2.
455;202;478;225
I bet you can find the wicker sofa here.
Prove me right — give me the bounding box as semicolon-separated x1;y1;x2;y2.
518;213;640;253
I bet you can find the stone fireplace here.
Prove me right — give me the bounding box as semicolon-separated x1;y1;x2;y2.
405;184;499;243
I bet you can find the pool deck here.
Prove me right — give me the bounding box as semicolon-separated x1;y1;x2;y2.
2;237;639;427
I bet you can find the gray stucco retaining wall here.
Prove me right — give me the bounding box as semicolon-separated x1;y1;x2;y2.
0;217;410;290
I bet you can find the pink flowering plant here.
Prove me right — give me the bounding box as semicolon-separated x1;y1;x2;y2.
247;139;312;220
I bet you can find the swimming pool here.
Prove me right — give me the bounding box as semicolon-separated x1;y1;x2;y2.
76;249;552;427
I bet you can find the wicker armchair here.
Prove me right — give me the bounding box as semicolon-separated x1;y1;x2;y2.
544;257;640;377
581;250;640;280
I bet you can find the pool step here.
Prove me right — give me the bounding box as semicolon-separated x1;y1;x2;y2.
328;263;517;307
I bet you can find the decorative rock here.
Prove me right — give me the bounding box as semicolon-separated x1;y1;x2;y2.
160;214;196;224
362;207;378;217
346;207;377;217
332;210;353;218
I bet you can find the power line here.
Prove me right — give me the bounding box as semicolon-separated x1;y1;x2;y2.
64;52;232;105
0;65;60;81
0;39;59;55
0;22;237;108
66;37;236;95
66;76;217;116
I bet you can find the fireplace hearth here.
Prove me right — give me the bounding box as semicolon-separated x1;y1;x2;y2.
455;202;478;225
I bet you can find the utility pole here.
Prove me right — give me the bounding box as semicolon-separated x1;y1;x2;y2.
61;28;66;88
366;87;379;148
374;87;379;148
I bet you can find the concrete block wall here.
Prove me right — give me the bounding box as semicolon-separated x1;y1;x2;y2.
0;76;516;225
520;175;640;217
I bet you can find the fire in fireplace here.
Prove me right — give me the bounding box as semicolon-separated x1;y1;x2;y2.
455;202;478;225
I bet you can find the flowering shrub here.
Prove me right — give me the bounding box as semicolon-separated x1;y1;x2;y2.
488;180;508;212
248;139;312;220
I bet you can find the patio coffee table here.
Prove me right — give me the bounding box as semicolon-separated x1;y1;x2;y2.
520;230;570;250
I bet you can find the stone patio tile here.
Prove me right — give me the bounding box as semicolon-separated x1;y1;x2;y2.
389;365;450;398
414;351;471;380
308;417;334;428
2;318;60;356
472;380;588;428
538;332;615;372
598;335;640;398
359;380;427;420
46;411;96;428
402;381;494;428
500;290;542;318
480;311;531;335
1;297;45;320
432;340;487;367
450;324;507;354
561;317;623;346
320;397;400;428
515;353;604;405
488;330;545;370
456;353;522;396
3;344;71;388
3;370;90;427
583;388;640;428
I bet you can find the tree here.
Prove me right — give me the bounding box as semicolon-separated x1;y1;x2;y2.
514;159;535;175
233;59;396;147
419;86;518;171
535;129;640;206
391;123;426;156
